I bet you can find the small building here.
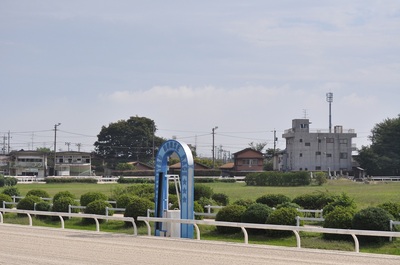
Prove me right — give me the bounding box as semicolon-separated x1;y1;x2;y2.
55;151;92;176
9;150;48;178
281;119;357;173
232;148;264;172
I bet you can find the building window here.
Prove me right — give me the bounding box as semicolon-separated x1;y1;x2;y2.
299;153;303;157
315;151;321;155
242;159;258;166
305;142;310;146
339;139;348;144
316;166;321;170
318;139;322;143
300;124;308;129
299;168;303;171
326;153;332;158
340;153;348;159
327;138;334;143
299;139;303;143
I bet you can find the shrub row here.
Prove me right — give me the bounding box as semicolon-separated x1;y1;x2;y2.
245;172;311;186
0;176;18;187
117;177;155;184
45;177;98;184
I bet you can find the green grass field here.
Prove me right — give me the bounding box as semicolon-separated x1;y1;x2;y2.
13;179;400;209
3;178;400;255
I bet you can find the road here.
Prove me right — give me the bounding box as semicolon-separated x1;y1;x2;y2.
0;224;399;265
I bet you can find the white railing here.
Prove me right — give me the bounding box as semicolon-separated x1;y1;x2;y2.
296;209;324;226
0;208;137;235
137;216;400;253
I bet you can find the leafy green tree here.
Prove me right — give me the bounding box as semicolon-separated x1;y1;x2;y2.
116;163;135;171
249;142;267;152
94;116;165;164
356;115;400;175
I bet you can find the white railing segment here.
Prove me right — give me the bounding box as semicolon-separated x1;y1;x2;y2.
137;216;400;253
0;208;137;235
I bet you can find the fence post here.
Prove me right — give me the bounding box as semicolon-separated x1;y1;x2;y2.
0;211;3;223
241;226;248;244
296;216;300;227
390;220;393;242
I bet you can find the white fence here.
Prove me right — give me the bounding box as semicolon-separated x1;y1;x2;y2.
0;208;137;235
137;216;400;253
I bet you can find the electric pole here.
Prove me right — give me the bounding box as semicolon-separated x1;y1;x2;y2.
54;123;61;176
212;126;218;168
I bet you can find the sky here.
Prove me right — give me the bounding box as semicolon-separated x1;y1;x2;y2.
1;0;399;158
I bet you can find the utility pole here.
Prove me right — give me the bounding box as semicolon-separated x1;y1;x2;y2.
76;143;81;152
7;131;11;154
326;92;333;133
273;129;277;156
2;135;6;154
54;123;61;176
212;126;218;168
65;142;71;151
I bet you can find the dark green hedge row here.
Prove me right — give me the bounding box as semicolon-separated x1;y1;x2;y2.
112;170;154;177
45;177;98;184
117;177;155;184
245;171;311;186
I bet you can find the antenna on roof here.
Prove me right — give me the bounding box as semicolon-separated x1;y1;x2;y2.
326;92;333;133
302;109;309;119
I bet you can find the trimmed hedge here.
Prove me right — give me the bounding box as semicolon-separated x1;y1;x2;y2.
245;171;311;186
1;186;21;197
0;176;18;187
352;207;394;243
292;192;335;210
52;196;79;214
53;191;75;203
17;196;43;211
45;177;98;184
266;207;299;237
117;177;154;184
233;199;255;209
212;193;230;206
215;204;246;234
124;197;154;226
0;194;12;208
256;194;291;208
323;206;356;240
26;189;50;199
241;203;273;234
80;192;108;207
83;200;113;224
378;202;400;221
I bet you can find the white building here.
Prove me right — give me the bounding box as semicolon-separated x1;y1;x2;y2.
280;119;357;173
55;151;92;176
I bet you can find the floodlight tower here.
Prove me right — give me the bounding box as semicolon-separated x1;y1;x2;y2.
326;92;333;133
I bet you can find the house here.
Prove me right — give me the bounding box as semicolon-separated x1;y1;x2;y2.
280;119;357;173
0;155;10;175
232;148;264;172
169;161;211;174
127;161;154;171
9;150;48;178
55;151;92;176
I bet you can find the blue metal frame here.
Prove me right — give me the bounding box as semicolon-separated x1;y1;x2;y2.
154;140;194;238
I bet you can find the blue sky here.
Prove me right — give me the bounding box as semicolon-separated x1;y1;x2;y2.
1;1;399;157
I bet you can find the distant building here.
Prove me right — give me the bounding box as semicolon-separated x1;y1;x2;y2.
9;150;48;178
233;148;264;172
55;151;92;176
280;119;357;173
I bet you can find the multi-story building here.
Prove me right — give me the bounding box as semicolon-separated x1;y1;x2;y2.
55;151;92;176
9;150;48;178
280;119;356;173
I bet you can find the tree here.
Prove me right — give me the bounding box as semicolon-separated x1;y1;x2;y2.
356;115;400;176
94;116;165;164
249;142;267;152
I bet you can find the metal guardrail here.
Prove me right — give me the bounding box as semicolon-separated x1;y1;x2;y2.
137;216;400;253
0;208;137;235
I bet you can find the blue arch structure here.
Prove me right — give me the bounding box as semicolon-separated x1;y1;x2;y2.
154;139;194;238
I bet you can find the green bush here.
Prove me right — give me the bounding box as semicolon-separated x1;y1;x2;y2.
313;172;328;186
194;184;213;200
292;192;335;210
124;197;154;226
0;176;3;187
17;196;43;211
266;207;299;237
352;207;394;243
323;193;356;216
378;202;400;221
35;201;52;212
212;193;230;206
215;205;246;234
0;194;12;208
116;194;137;209
245;171;311;186
241;203;273;234
196;197;217;213
45;177;98;184
117;177;154;184
52;196;79;214
256;194;291;208
232;199;255;209
80;192;108;206
83;200;113;224
276;202;301;210
323;206;356;240
194;201;204;220
3;177;18;186
2;186;21;197
26;189;50;199
53;191;75;203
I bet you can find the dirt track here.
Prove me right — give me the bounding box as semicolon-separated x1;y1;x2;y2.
0;224;399;265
